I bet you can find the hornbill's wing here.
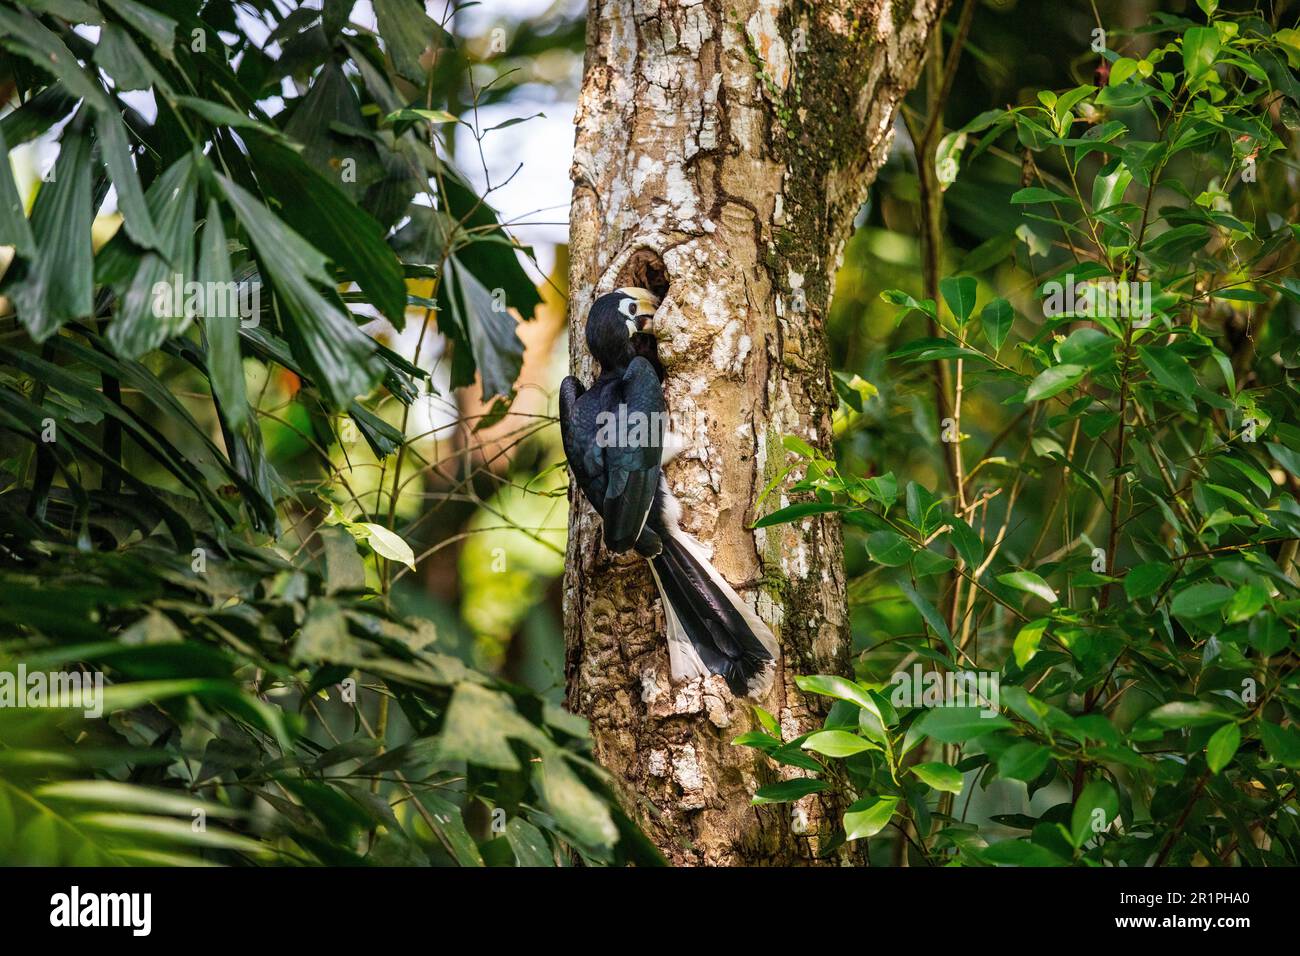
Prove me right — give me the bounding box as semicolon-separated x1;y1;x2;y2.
559;374;588;484
601;356;665;552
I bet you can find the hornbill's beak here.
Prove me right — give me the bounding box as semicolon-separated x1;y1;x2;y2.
618;286;664;338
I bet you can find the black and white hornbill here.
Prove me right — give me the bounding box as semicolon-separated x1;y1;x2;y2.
560;288;777;697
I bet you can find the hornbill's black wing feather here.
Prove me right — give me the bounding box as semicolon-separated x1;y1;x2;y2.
601;356;665;552
559;375;588;493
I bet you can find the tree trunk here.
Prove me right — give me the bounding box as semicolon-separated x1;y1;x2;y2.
564;0;946;866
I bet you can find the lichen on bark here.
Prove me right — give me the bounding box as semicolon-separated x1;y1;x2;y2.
565;0;946;865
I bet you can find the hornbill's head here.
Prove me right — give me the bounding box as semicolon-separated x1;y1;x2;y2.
586;287;662;367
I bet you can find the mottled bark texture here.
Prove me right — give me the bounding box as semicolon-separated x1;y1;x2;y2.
564;0;945;865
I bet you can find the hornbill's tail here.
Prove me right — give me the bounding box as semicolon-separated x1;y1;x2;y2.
646;489;777;698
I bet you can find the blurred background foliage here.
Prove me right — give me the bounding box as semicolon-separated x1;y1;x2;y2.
836;1;1299;693
763;0;1300;864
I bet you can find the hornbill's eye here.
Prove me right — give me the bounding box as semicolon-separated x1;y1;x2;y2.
613;287;664;339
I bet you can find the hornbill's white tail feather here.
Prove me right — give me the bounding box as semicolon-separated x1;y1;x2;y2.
648;562;711;682
647;484;777;698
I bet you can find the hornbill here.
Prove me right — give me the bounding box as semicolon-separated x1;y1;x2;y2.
560;288;777;697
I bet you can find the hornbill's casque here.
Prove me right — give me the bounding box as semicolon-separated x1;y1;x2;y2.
560;288;777;697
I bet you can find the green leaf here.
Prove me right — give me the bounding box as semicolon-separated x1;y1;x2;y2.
753;706;780;737
1026;364;1087;403
1182;26;1221;79
935;131;966;190
1206;722;1241;774
319;526;367;594
880;289;936;320
197;200;248;430
898;581;957;660
752;779;827;804
73;813;271;856
36;781;240;819
537;750;618;850
1138;346;1196;394
866;530;914;566
1144;224;1210;262
175;97;285;142
947;517;984;568
1210;287;1268;304
940;275;978;323
1171;583;1233;618
101;153;200;358
1092;163;1133;211
1258;721;1300;768
101;0;177;62
1057;328;1116;369
21;0;103;24
246;138;408;326
1142;700;1233;728
442;255;526;401
915;707;1011;743
0;126;34;258
768;742;824;773
357;523;416;571
731;731;779;751
435;684;547;771
906;481;942;533
387;108;459;125
0;9;107;106
372;0;442;82
93;23;153;92
93;106;159;251
794;674;877;712
1218;457;1272;495
997;570;1059;604
843;796;899;840
7;123;94;340
218;174;385;407
1124;561;1173;600
1071;780;1118;847
1012;618;1048;668
753;501;845;528
1011;186;1079;206
998;741;1052;782
911;762;964;794
98;679;293;750
982;839;1069;866
802;730;876;758
505;817;553;867
431;158;543;323
417;793;485;866
979;297;1014;352
1249;616;1291;656
1109;57;1140;86
1225;581;1268;623
861;473;899;509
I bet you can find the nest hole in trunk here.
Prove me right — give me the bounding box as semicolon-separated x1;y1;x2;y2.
616;247;670;301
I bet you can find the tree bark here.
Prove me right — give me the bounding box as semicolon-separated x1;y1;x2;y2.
564;0;946;865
